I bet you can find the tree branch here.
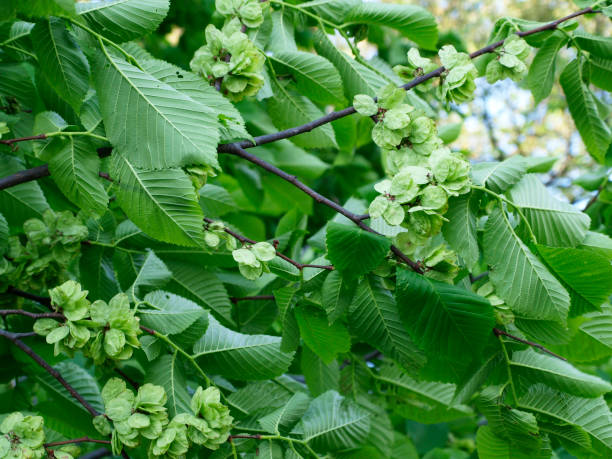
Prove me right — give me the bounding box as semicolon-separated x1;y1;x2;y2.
493;328;566;361
221;143;423;273
0;329;100;416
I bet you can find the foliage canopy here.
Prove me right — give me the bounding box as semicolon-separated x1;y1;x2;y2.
0;0;611;458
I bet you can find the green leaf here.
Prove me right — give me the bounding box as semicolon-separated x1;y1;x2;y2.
0;213;8;256
438;122;462;144
580;231;612;259
298;390;371;451
163;259;233;325
588;56;612;91
471;155;528;193
343;3;438;50
537;246;612;310
199;184;237;217
258;392;310;435
76;0;169;43
0;153;49;230
267;10;297;54
517;384;612;453
17;0;76;18
527;32;568;104
560;59;611;163
140;290;207;335
442;192;480;270
510;349;612;397
539;421;593;457
476;385;540;451
79;244;121;302
509;175;590;247
193;315;294;380
31;18;89;112
484;207;570;323
554;309;612;363
573;31;612;58
274;285;300;353
321;270;354;324
313;30;386;99
128;249;171;299
476;425;551;459
93;52;220;170
269;51;345;105
350;276;424;370
302;345;340;397
146;353;192;417
396;268;495;360
326;222;391;279
267;80;337;149
295;306;351;364
111;154;206;247
376;363;472;424
47;137;108;213
139;58;249;143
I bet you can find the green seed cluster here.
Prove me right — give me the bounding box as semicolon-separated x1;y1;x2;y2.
232;241;276;280
354;83;471;279
190;18;265;102
204;221;237;251
486;35;530;83
94;379;168;455
215;0;266;29
95;379;233;458
438;45;478;104
0;413;46;459
0;210;88;293
33;281;141;363
150;387;233;458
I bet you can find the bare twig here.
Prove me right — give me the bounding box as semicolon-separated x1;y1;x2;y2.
0;134;47;145
0;329;99;416
44;437;111;448
6;286;52;309
0;309;63;319
493;328;566;361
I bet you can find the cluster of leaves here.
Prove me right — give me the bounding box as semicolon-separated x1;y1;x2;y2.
0;211;88;292
34;281;141;363
0;0;611;458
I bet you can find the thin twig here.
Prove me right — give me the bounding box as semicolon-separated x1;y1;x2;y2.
0;134;47;145
44;437;111;447
0;309;63;319
6;286;53;309
0;329;99;416
493;328;566;361
205;217;334;272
